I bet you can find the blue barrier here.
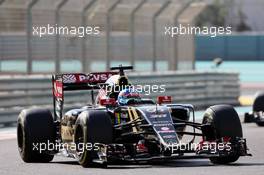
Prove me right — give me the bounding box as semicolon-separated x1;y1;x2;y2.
196;34;264;61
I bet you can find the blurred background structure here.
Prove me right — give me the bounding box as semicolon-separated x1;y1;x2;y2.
0;0;263;80
0;0;208;74
202;0;264;32
0;0;263;124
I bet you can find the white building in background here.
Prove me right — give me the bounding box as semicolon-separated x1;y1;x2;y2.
204;0;264;31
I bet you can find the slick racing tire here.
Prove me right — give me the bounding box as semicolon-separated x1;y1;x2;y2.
17;108;55;163
253;92;264;126
244;112;254;123
256;122;264;126
202;105;242;164
253;92;264;112
75;110;113;168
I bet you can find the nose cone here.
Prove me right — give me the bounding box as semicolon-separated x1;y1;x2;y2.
138;106;180;146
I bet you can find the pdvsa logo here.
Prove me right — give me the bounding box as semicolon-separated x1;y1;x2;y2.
87;73;114;82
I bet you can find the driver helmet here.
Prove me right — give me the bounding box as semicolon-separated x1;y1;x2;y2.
117;88;141;105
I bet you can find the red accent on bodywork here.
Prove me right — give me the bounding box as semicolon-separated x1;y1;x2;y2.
223;136;231;142
99;98;116;106
136;141;148;153
157;96;172;104
53;80;63;98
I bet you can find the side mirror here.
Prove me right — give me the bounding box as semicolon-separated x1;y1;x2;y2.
99;98;116;106
157;96;172;105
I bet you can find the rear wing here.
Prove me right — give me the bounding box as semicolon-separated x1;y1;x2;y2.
52;72;117;120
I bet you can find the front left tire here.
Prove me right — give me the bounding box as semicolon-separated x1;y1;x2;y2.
203;105;242;164
75;110;113;167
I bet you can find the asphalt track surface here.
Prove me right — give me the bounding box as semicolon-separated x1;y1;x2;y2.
0;121;264;175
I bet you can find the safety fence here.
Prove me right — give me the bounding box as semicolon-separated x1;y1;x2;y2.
0;71;239;125
0;0;207;73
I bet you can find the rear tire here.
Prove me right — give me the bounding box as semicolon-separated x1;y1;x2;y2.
256;121;264;126
253;92;264;112
252;92;264;126
17;108;55;163
202;105;242;164
75;110;113;167
244;112;254;123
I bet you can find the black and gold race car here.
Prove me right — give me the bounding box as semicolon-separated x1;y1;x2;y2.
17;65;250;167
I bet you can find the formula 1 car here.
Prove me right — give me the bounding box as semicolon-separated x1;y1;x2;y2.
244;92;264;126
17;65;250;167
